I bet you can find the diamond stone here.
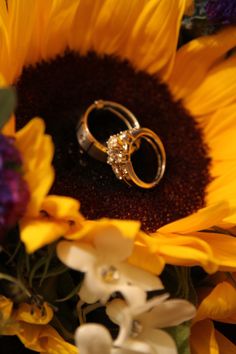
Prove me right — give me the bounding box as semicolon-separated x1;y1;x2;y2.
106;130;133;181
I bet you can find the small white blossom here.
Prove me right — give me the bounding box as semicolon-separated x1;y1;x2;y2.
106;294;196;354
57;224;163;305
75;324;113;354
75;323;154;354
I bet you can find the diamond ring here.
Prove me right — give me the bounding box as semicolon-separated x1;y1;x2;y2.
77;100;140;162
107;128;166;189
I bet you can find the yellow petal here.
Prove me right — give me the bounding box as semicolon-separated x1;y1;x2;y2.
123;0;186;79
195;232;236;272
190;320;219;354
66;218;141;241
1;114;15;135
0;3;11;83
206;172;236;222
20;217;70;253
14;302;53;325
37;0;79;61
199;104;236;142
128;240;165;275
184;0;194;15
41;195;83;223
69;0;186;80
138;231;217;273
14;323;77;354
194;282;236;324
15;118;54;217
215;330;236;354
21;196;85;252
7;0;37;82
158;202;229;234
208;129;236;161
0;296;13;321
168;27;236;100
184;54;236;116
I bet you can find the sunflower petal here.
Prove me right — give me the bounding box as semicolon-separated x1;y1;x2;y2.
194;282;236;324
158;202;229;234
40;0;78;60
138;232;217;273
0;3;10;83
214;330;236;354
122;0;187;79
191;232;236;272
190;320;219;354
199;104;236;142
7;0;37;82
69;0;186;80
184;54;236;116
168;27;236;100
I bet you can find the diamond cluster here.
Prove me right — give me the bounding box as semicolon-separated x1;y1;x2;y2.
107;130;134;181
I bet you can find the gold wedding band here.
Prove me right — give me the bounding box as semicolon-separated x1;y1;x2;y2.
107;128;166;189
77;100;140;162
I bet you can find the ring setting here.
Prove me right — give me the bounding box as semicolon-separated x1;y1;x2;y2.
77;100;140;162
107;128;166;189
107;130;132;182
77;100;166;189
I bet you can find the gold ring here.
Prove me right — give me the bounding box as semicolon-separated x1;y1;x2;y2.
107;128;166;189
77;100;140;162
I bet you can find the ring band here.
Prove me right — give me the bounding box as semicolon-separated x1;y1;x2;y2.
77;100;140;162
107;128;166;189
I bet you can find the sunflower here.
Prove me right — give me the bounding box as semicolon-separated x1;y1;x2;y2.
0;0;235;271
1;0;236;350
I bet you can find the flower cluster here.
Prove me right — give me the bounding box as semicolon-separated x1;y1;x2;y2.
0;0;236;353
57;224;195;354
0;133;29;239
206;0;236;24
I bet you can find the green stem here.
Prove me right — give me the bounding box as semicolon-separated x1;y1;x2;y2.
29;257;48;287
55;282;81;303
0;273;31;298
6;241;21;265
51;316;75;341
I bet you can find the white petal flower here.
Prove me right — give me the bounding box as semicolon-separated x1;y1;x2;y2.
75;323;155;354
106;294;196;354
75;324;113;354
57;224;163;305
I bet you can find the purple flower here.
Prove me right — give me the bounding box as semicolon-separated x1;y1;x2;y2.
0;134;29;240
206;0;236;24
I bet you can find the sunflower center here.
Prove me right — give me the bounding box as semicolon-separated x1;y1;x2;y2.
15;51;211;232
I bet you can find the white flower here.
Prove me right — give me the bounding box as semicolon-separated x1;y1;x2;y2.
75;323;154;354
106;294;196;354
75;324;113;354
57;223;163;305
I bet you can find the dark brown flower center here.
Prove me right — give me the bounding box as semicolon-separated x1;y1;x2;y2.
15;51;211;232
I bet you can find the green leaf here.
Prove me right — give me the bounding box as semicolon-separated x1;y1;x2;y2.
167;322;191;354
0;87;17;129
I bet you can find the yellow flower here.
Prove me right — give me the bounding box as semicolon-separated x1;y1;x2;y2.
0;296;77;353
0;0;236;273
2;116;84;253
190;281;236;354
